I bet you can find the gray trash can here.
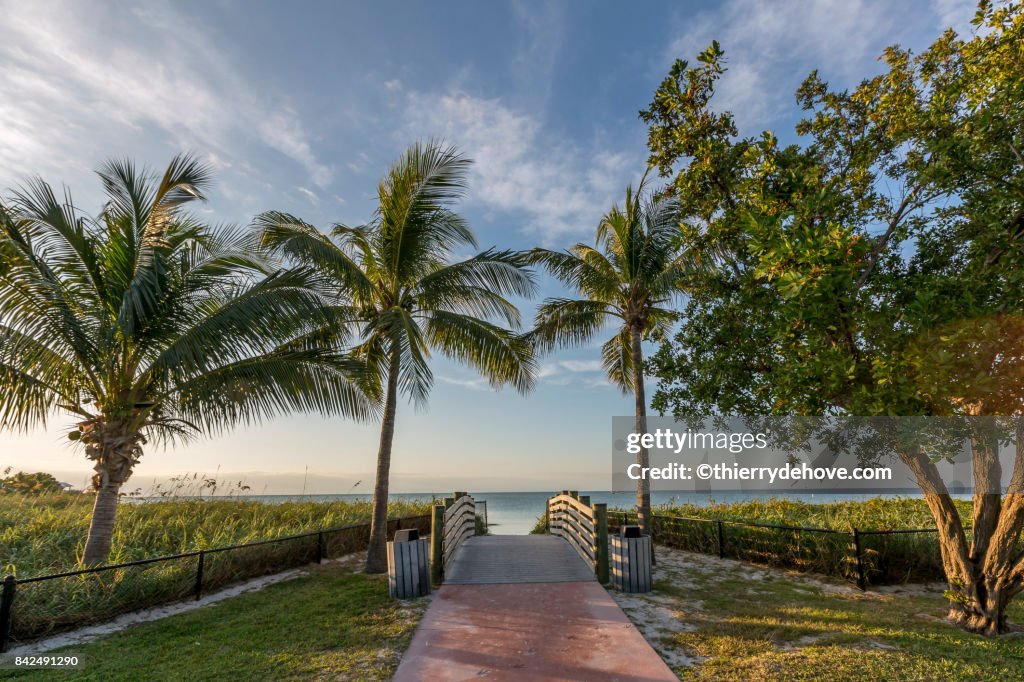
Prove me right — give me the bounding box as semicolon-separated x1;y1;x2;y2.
611;525;652;593
387;529;431;598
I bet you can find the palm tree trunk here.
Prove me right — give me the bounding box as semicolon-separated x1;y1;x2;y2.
630;324;652;537
365;349;401;573
81;422;142;566
83;480;121;565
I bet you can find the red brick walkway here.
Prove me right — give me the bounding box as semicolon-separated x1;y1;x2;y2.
393;581;678;681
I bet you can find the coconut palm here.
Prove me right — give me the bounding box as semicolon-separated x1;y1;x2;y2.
256;141;537;573
529;172;684;535
0;155;376;565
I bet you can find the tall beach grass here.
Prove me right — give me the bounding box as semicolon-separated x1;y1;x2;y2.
1;492;433;578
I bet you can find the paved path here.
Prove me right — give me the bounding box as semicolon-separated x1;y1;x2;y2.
393;535;677;681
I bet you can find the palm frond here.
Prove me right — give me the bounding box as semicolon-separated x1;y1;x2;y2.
601;327;634;393
529;298;618;352
426;310;536;394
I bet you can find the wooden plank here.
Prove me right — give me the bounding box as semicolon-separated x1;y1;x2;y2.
444;514;475;549
430;504;444;585
550;508;592;541
594;503;609;584
387;541;396;597
444;497;474;524
442;535;597;584
551;502;595;532
549;495;596;521
404;541;414;596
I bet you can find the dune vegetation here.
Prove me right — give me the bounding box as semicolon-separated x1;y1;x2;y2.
0;493;432;578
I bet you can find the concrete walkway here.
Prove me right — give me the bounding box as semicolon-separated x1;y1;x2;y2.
393;535;677;681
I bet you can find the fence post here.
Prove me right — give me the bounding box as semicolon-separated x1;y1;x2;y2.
316;530;325;564
853;528;866;590
430;504;445;586
593;503;609;584
0;575;15;653
650;516;657;566
717;520;725;559
544;497;550;532
194;551;205;601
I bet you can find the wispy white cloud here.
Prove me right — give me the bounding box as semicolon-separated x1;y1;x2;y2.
440;357;608;393
558;359;603;373
437;375;493;391
931;0;979;35
509;0;565;109
0;1;332;195
399;90;640;244
664;0;954;132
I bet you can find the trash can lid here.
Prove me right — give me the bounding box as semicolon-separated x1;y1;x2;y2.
622;525;642;538
394;528;420;542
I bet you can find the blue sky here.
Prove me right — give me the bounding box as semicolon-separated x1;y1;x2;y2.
0;0;976;493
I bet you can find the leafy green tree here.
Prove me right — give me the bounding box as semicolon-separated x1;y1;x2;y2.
643;3;1024;634
0;470;64;495
529;173;685;535
257;141;537;573
0;156;375;565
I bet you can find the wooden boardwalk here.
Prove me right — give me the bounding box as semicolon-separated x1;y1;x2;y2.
444;535;596;584
393;534;677;681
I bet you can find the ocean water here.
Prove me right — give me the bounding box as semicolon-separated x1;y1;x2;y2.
239;490;938;535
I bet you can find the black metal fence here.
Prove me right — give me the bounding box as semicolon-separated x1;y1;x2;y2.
608;511;946;589
0;514;430;652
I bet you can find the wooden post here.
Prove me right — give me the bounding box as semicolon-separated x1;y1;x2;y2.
594;503;609;584
443;497;454;508
0;575;15;653
194;551;205;601
580;495;591;506
717;520;725;559
430;504;445;586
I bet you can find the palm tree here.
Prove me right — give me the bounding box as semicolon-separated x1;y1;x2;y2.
256;141;537;573
529;172;684;536
0;155;376;565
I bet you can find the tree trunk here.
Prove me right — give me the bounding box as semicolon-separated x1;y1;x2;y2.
365;349;401;574
947;573;1015;635
630;324;652;537
83;480;122;565
900;421;1024;635
80;420;144;566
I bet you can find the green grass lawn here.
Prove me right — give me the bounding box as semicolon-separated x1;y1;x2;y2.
614;547;1024;681
0;562;427;681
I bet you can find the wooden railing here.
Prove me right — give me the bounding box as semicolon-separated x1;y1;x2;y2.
546;490;609;583
429;492;477;584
